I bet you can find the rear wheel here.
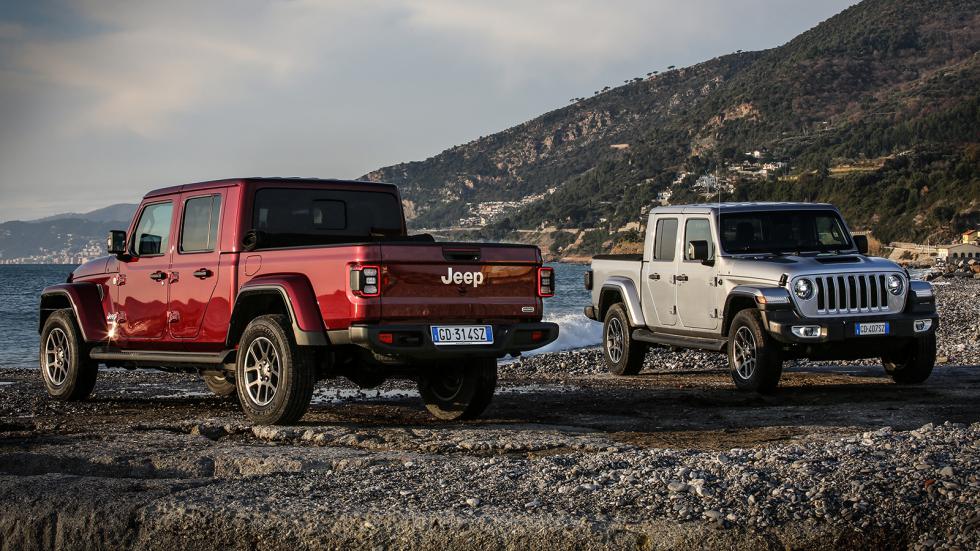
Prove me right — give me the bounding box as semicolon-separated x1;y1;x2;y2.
235;315;316;425
40;309;97;401
728;309;782;393
603;303;648;376
883;334;935;384
417;358;497;420
204;374;237;398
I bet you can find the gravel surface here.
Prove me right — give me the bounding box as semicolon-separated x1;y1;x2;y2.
1;280;978;550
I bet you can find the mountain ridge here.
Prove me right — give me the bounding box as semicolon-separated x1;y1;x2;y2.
31;203;138;224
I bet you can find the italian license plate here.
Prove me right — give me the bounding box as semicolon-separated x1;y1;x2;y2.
430;325;494;345
855;322;889;336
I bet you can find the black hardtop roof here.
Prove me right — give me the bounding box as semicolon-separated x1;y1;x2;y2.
143;177;397;199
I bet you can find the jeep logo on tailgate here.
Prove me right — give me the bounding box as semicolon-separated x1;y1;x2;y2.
441;267;485;288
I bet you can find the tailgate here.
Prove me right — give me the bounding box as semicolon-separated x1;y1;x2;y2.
379;243;543;322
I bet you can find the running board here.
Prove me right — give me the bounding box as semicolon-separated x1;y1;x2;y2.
631;329;727;352
89;347;232;365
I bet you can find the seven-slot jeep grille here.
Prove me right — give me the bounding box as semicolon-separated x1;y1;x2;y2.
792;272;905;317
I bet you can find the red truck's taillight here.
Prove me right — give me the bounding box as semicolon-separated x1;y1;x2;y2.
537;267;554;297
350;265;381;297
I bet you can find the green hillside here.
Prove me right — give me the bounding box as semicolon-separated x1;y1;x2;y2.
364;0;980;255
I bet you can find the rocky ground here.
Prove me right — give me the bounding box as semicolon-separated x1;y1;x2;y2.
1;280;978;550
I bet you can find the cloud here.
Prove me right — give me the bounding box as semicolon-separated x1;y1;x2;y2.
0;21;25;39
2;0;744;135
0;0;859;221
7;3;317;136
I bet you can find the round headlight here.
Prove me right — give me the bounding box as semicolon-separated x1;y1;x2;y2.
887;274;904;295
794;278;814;300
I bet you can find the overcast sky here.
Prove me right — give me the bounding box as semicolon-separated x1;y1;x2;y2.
0;0;857;221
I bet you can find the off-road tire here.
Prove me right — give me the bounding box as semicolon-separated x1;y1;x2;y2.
882;334;936;384
728;309;783;394
39;309;97;401
603;303;648;376
235;315;316;425
204;374;237;398
417;358;497;421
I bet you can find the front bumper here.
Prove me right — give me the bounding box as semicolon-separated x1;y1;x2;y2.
764;309;938;344
346;322;560;360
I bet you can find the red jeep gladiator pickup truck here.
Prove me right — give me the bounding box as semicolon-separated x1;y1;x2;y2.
38;178;558;424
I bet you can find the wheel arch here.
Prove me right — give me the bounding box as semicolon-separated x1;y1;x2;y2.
228;275;328;347
722;292;758;336
39;283;108;343
723;285;792;336
597;277;645;326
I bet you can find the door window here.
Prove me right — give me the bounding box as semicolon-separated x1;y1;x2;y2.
653;218;678;261
684;218;714;261
180;195;221;253
131;202;174;257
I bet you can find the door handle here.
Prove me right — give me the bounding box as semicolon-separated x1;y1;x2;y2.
193;268;214;279
149;271;168;281
648;273;660;280
674;274;689;282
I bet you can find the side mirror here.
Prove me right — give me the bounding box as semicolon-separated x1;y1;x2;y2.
107;230;127;255
687;240;710;262
853;235;869;255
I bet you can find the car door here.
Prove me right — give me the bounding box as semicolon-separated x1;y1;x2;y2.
640;215;679;327
114;200;176;344
675;216;720;331
168;192;223;339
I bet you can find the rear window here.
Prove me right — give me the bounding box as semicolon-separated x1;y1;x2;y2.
250;188;404;248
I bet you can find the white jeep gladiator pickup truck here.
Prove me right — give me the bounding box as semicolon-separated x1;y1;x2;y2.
584;203;939;392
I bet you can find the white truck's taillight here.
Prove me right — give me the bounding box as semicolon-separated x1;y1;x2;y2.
350;265;381;297
537;267;554;297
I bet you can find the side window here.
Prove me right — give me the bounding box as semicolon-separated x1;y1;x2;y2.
684;218;715;261
131;202;174;257
180;195;221;253
653;218;678;261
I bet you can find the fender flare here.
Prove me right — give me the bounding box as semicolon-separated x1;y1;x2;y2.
39;283;109;343
598;277;646;327
229;275;328;347
723;285;792;334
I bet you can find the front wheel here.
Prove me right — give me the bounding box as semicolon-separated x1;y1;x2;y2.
882;334;935;384
728;309;782;393
417;358;497;420
235;315;316;425
40;309;97;401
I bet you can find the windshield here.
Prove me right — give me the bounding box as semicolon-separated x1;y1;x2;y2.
719;210;852;254
250;187;405;248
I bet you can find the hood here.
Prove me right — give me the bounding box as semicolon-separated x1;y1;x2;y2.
723;254;903;283
70;255;111;280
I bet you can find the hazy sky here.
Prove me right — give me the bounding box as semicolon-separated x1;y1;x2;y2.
0;0;857;221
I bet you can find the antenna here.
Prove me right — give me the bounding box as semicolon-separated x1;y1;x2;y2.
717;167;721;210
716;163;722;211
